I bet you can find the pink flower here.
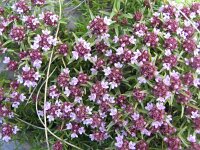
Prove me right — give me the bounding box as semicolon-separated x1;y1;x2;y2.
187;135;196;143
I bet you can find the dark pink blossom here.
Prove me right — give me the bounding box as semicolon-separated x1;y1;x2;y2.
10;27;25;42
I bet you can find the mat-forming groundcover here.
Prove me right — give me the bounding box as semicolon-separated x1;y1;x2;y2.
0;0;200;149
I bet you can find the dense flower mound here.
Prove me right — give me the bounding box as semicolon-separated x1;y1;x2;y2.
0;0;200;149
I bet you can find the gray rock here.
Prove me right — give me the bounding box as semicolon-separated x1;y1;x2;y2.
0;141;31;150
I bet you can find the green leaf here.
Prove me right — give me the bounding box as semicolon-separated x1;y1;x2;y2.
114;0;121;12
181;105;185;118
88;7;94;19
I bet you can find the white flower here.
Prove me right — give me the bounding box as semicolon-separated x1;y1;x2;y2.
64;105;72;113
78;127;85;134
24;80;35;88
51;38;58;46
17;75;23;84
193;78;200;87
66;123;72;129
91;55;97;63
47;36;54;45
113;36;119;43
37;110;44;117
190;12;196;19
157;97;166;102
187;135;196;143
31;43;39;50
103;16;112;25
22;65;30;72
166;115;172;123
55;109;62;117
89;93;96;101
101;33;110;40
103;67;111;76
13;126;19;134
141;129;151;136
72;51;79;60
90;68;98;75
44;102;51;111
129;141;136;150
83;118;93;125
131;112;140;121
153;28;160;35
49;89;59;99
152;121;163;128
153;12;160;17
71;133;78;138
75;96;82;103
3;57;10;64
114;62;123;68
195;129;200;134
155;76;162;82
77;37;85;43
64;87;71;97
109;81;118;89
191;111;200;119
89;134;95;141
101;81;109;89
130;56;138;65
82;41;91;50
2;135;11;142
184;20;190;27
108;96;115;103
133;49;141;57
86;106;93;114
70;112;76;120
116;47;124;55
42;45;50;51
33;59;42;69
163;75;171;86
165;92;172;100
103;94;109;101
115;135;123;148
42;29;50;35
170;70;180;79
70;77;78;86
136;30;145;37
156;103;165;110
129;36;136;44
164;32;171;39
63;68;70;74
84;53;91;61
32;18;40;25
34;35;41;44
39;12;44;20
145;103;153;111
163;63;171;70
105;49;112;56
176;27;183;35
47;115;54;122
164;49;172;56
12;102;20;108
110;108;117;116
11;4;16;11
22;16;28;22
33;72;41;80
138;76;147;84
196;68;200;75
194;48;200;56
20;94;26;102
163;13;170;21
50;15;58;22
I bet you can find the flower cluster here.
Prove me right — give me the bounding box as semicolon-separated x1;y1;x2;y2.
0;123;19;142
0;0;200;149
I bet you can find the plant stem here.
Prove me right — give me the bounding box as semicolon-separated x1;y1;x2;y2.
15;116;44;130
